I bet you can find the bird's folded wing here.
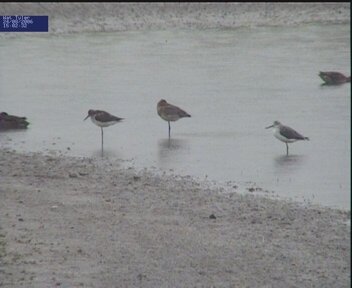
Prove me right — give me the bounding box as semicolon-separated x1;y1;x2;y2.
280;126;306;140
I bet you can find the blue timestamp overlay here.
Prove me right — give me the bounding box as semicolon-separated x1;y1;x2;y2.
0;16;48;32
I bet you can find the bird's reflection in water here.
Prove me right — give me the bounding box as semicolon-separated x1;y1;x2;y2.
319;83;344;88
0;129;28;135
91;148;121;159
274;154;307;173
157;138;189;167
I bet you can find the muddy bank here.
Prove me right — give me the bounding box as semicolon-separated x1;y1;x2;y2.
0;3;349;35
0;149;350;287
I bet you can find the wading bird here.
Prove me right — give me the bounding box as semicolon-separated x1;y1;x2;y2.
0;112;29;130
84;109;123;155
319;71;350;85
265;121;309;155
157;99;191;138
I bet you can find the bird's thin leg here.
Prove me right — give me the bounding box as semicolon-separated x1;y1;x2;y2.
168;121;171;139
286;143;289;155
101;127;104;156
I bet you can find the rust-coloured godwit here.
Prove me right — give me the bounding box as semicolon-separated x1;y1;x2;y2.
157;99;191;138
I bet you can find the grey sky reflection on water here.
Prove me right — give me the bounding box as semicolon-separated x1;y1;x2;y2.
0;24;350;209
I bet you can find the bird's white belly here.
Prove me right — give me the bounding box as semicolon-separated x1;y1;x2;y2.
91;117;117;128
274;129;297;143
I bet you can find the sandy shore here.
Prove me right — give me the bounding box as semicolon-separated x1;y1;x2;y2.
0;149;350;287
0;3;350;34
0;3;350;287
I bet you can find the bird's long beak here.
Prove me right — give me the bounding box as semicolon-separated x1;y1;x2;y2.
84;115;90;121
265;125;274;129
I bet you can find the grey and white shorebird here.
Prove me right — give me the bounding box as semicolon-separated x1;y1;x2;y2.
157;99;191;138
319;71;351;85
265;121;309;155
84;109;123;154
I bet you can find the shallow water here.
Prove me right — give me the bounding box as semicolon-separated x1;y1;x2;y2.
1;24;350;209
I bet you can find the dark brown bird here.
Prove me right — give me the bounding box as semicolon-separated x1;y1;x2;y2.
0;112;29;130
84;109;123;155
157;99;191;138
319;71;351;85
